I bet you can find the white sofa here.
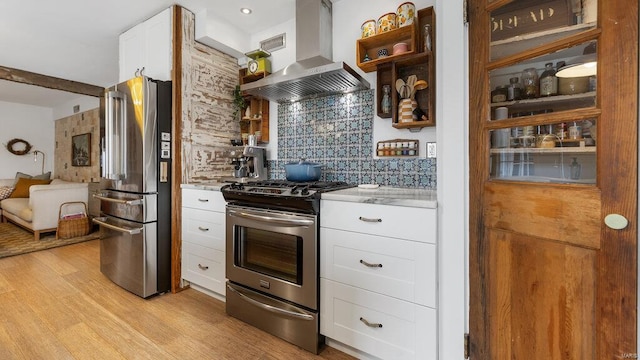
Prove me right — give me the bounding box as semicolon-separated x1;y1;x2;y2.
0;179;89;240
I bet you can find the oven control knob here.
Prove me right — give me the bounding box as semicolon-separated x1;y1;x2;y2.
300;187;309;195
231;183;244;190
291;186;299;194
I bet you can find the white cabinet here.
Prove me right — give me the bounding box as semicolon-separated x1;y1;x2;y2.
181;188;226;296
320;200;437;360
119;7;172;82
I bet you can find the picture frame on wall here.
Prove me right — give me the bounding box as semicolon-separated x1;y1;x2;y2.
71;133;91;167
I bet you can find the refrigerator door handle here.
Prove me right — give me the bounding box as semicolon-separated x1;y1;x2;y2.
104;90;127;180
93;217;142;235
93;193;143;206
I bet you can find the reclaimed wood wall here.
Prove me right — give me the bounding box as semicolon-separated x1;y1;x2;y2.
180;10;240;183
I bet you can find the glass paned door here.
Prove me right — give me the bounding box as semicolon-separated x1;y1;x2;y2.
486;1;599;184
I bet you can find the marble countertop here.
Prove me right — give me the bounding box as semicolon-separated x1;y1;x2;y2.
322;186;437;209
180;182;225;191
181;182;437;209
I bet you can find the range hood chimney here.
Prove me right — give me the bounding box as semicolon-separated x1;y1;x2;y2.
240;0;370;103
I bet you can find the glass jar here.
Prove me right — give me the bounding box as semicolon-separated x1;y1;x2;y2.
570;158;581;180
521;67;539;99
424;24;432;52
381;85;391;114
491;85;508;103
539;62;558;97
507;77;522;101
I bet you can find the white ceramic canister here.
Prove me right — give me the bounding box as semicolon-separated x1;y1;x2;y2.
494;106;508;120
491;129;510;148
377;13;397;33
361;19;376;38
396;2;416;27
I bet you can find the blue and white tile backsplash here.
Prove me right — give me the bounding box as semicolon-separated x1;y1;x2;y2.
267;90;437;189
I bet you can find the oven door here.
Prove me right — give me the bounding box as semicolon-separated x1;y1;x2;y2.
226;205;318;310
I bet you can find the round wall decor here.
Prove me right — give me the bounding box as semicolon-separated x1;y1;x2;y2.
6;138;32;156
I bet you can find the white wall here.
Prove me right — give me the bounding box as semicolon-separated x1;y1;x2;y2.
435;0;467;358
249;19;296;160
53;95;100;120
195;8;251;60
0;101;55;179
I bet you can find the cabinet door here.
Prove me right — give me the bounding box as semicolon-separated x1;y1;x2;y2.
119;23;144;82
143;7;172;81
118;8;172;82
469;1;637;359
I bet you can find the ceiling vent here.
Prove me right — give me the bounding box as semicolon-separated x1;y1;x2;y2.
260;33;286;52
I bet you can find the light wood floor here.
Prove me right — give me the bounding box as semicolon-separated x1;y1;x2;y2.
0;240;356;359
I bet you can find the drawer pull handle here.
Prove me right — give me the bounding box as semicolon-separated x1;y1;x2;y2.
360;317;383;328
198;226;210;231
198;198;209;202
360;259;383;268
358;216;382;223
198;264;209;270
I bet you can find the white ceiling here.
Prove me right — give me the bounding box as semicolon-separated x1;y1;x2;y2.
0;0;298;107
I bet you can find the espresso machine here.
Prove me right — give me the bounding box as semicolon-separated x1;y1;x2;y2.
230;145;267;182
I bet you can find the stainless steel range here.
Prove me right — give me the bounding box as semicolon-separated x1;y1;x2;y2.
221;180;353;354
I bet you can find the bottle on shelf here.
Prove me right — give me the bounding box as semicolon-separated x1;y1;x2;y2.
570;157;581;180
539;62;558;97
424;24;432;52
521;67;539;99
381;85;391;114
507;77;522;101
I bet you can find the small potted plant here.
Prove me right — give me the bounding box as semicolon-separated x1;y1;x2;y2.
232;85;246;120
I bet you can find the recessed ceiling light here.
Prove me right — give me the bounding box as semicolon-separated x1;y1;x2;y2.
240;8;252;15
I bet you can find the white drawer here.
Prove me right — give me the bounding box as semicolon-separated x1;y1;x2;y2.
181;207;225;251
320;228;436;308
321;200;436;243
182;241;225;295
320;279;436;360
182;188;225;212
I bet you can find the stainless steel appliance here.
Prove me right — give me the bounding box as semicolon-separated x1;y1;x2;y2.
222;180;353;354
228;145;267;182
240;0;369;103
94;76;172;298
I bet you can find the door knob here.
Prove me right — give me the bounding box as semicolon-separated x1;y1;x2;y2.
604;214;629;230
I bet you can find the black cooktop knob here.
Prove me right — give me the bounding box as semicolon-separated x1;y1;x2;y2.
291;186;299;194
300;187;310;195
230;183;244;190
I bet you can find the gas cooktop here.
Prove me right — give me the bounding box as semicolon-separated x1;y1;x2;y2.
221;180;354;213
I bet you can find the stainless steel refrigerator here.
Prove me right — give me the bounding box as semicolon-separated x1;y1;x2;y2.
94;76;172;298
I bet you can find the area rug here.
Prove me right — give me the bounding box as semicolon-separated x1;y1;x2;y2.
0;222;99;258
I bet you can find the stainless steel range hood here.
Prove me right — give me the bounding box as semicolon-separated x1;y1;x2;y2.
240;0;370;103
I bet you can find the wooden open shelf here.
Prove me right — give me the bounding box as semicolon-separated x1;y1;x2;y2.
356;23;418;73
366;6;436;131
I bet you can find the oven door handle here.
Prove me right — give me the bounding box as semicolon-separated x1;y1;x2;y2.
93;194;143;206
228;209;314;227
226;284;314;321
92;217;142;235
